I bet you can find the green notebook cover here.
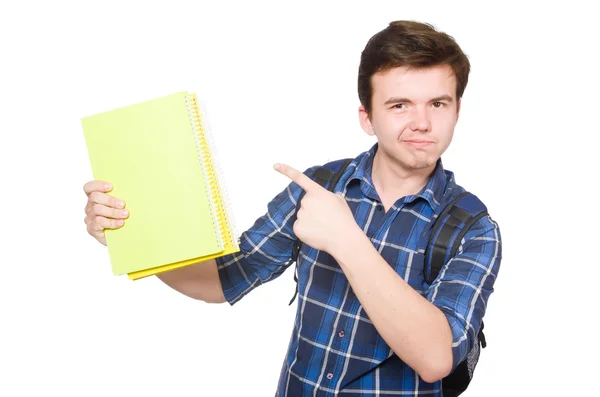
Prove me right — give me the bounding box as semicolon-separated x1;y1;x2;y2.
81;91;224;275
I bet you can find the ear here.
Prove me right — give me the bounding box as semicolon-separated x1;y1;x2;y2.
358;105;375;136
456;98;461;122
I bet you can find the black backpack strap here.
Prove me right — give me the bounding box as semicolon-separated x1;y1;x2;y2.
424;191;490;396
424;191;489;284
424;191;489;345
288;158;353;305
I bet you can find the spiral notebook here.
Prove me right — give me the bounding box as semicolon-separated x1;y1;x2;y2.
81;91;239;279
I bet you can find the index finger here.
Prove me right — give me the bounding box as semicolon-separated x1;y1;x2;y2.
83;180;113;196
274;163;320;192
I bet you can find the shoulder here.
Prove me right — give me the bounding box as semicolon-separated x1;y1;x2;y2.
439;170;501;242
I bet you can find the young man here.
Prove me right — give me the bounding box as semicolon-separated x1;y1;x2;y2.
83;20;502;396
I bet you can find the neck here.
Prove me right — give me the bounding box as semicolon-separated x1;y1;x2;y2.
371;151;436;206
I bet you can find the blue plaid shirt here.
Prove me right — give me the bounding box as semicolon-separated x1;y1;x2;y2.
216;143;502;396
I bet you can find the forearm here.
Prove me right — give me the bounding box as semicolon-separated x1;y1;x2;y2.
332;230;453;383
156;258;226;303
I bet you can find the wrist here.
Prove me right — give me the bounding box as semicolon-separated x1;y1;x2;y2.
330;224;367;263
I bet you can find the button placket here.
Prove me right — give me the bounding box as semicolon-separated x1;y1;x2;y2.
325;326;347;384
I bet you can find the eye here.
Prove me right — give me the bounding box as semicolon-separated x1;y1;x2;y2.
432;102;445;108
392;103;406;109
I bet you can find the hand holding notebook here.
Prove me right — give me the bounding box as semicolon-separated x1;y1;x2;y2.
81;91;239;280
83;179;129;246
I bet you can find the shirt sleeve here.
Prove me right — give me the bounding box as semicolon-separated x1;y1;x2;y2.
425;214;502;372
215;166;318;305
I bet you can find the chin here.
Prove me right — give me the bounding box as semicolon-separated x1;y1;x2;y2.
380;144;438;170
400;154;437;170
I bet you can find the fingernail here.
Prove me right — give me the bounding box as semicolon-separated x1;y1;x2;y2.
120;210;129;217
117;200;125;208
116;219;124;226
273;163;280;170
105;183;112;190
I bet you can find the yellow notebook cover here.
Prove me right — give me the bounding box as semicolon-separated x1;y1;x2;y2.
81;91;239;276
128;96;239;280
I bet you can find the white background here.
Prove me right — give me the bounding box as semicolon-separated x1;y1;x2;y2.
1;1;598;396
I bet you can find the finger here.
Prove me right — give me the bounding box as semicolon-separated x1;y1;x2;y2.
87;203;129;220
96;235;107;246
273;163;321;192
84;180;113;196
90;216;124;231
86;223;107;245
88;191;125;209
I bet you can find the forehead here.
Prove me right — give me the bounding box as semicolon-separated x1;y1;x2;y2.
371;64;457;101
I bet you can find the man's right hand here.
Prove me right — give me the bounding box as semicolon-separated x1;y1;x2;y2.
83;180;129;246
82;180;225;304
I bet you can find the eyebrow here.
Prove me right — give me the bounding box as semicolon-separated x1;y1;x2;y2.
384;94;454;106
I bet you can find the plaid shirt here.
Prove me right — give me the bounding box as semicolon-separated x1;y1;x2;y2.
216;143;502;396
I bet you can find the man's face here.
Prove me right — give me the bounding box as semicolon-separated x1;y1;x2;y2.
360;64;460;172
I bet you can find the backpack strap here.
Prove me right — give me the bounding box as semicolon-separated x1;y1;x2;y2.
424;190;489;349
424;191;490;396
288;158;353;305
424;191;489;284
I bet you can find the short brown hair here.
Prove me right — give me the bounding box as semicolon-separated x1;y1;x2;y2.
358;20;470;115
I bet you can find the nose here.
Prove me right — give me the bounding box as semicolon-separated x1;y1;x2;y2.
409;106;432;132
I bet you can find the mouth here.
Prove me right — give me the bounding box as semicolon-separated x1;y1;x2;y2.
402;139;436;148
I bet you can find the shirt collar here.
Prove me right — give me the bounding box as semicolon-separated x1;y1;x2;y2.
345;143;450;213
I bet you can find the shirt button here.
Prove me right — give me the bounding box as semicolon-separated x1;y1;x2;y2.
376;204;383;211
326;373;334;380
338;330;345;338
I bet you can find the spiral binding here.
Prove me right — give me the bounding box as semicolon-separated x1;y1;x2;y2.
195;98;240;251
187;94;239;251
185;94;223;251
